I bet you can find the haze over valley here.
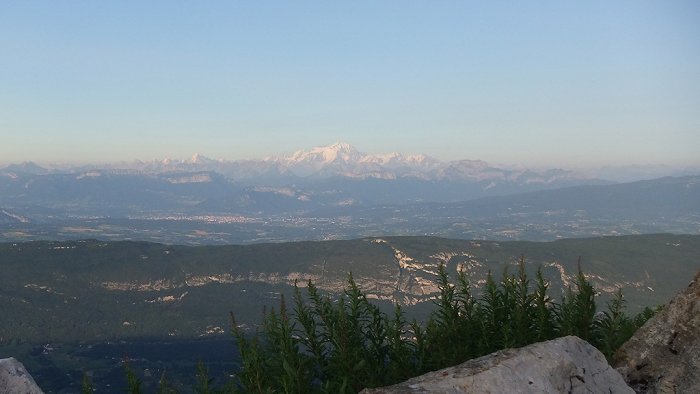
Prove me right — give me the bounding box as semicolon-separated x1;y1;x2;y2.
2;143;698;245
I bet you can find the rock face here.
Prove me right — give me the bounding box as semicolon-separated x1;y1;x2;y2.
614;270;700;394
361;336;632;393
0;358;43;394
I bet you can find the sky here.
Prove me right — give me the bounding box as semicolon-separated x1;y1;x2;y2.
1;1;699;168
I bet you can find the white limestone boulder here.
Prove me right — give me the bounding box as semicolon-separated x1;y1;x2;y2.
361;336;632;394
0;358;43;394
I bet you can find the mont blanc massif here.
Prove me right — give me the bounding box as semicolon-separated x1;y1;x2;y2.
1;143;699;393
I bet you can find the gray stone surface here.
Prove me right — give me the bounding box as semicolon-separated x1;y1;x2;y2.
614;270;700;394
361;336;632;393
0;358;43;394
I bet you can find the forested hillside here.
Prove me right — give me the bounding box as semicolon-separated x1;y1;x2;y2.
1;234;697;344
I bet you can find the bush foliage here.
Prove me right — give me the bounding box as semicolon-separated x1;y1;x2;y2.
120;257;656;393
228;257;654;393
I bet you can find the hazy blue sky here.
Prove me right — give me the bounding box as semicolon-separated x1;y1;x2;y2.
1;1;698;167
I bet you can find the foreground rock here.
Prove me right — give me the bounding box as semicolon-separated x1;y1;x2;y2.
614;270;700;393
0;358;43;394
361;336;632;393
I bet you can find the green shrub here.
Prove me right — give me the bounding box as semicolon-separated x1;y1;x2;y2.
226;258;652;393
124;257;654;393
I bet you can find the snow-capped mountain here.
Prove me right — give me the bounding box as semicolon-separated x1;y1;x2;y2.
280;142;439;168
277;142;364;176
0;142;596;186
69;142;446;180
273;142;441;178
283;142;362;166
359;152;439;168
260;143;592;185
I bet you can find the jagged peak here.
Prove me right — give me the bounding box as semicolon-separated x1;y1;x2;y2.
189;153;217;164
327;141;357;151
285;142;363;164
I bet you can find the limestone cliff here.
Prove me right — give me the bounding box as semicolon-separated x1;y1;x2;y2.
361;336;632;393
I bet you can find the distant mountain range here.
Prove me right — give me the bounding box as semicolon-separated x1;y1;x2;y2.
1;143;698;244
0;142;610;217
6;143;698;183
3;142;596;184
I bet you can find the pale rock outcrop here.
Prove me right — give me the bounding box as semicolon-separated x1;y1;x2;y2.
614;270;700;394
0;358;43;394
361;336;632;393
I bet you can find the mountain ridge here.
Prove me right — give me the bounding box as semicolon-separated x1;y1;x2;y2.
1;233;698;344
1;142;596;184
5;143;698;183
